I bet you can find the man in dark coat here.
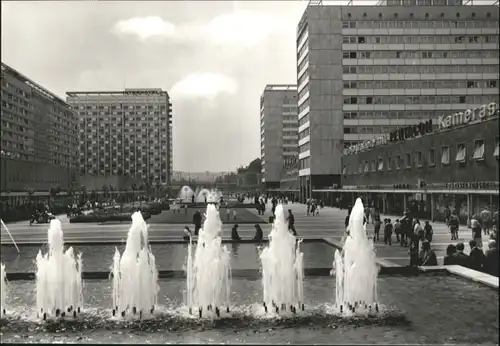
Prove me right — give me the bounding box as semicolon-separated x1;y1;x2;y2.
452;242;471;268
468;239;486;272
192;210;202;236
484;240;498;277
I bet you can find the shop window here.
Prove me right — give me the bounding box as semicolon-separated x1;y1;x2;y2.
455;143;466;162
428;148;436;166
494;137;499;158
472;139;485;160
405;153;411;168
395;155;401;169
416;151;423;167
378;158;384;171
441;146;450;165
364;161;369;173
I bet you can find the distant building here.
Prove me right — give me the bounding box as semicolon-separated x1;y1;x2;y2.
296;0;499;202
260;85;299;190
314;102;499;223
0;62;79;193
66;89;173;185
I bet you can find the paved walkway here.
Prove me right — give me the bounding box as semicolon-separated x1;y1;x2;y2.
1;202;489;267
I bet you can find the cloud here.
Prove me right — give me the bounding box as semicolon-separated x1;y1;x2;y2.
170;73;238;100
112;16;176;41
204;10;285;46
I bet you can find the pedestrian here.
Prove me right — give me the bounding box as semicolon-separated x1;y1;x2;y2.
468;240;486;272
384;218;393;246
452;242;471;268
226;207;231;220
373;211;381;242
424;221;433;243
253;224;263;241
306;199;311;216
480;206;492;236
192;210;202;236
231;224;241;241
443;244;458;265
394;219;401;244
419;240;438;266
471;217;483;248
444;205;452;225
287;209;297;236
364;206;370;224
484;240;498;277
449;213;459;240
310;202;317;216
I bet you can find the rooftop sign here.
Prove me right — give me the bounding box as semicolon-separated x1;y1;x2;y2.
438;102;498;130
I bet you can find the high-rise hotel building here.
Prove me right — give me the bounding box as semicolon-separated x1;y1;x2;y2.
1;62;78;192
296;0;499;201
66;89;173;185
260;85;299;189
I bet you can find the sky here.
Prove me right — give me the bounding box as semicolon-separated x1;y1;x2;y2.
1;0;376;172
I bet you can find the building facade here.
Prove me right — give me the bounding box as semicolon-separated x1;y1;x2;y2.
296;0;499;202
314;102;499;223
66;89;173;185
260;85;299;190
0;62;79;192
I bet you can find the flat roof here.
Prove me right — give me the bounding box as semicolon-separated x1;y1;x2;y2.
1;62;71;108
264;85;298;92
66;88;169;98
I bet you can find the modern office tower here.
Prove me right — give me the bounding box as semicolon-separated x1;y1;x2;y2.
260;85;299;190
296;0;499;201
66;89;173;185
0;62;79;192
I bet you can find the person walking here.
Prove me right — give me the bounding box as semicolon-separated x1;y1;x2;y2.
424;221;433;243
444;205;452;226
471;217;483;248
449;212;460;240
373;210;381;242
383;218;393;246
394;219;402;244
480;206;492;236
287;209;297;236
192;210;202;236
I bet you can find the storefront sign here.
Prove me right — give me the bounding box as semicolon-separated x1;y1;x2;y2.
344;134;389;155
438;102;498;130
389;120;433;142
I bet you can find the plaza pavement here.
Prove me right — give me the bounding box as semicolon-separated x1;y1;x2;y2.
1;202;488;267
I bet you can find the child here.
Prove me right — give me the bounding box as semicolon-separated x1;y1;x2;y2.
424;221;433;243
384;218;393;246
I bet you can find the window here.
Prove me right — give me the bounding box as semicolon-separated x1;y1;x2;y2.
343;165;348;175
441;146;450;165
455;143;466;162
494;138;499;158
473;139;485;160
428;148;436;166
371;160;376;172
405;153;411;168
378;158;384;171
364;161;369;173
416;151;423;167
395;155;401;169
358;36;366;44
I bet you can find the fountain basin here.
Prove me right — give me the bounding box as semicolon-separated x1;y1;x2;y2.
0;275;497;344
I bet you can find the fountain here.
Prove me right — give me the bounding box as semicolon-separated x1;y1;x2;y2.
333;198;379;314
179;186;194;202
195;189;211;203
111;211;159;319
259;204;304;315
35;219;84;320
185;204;231;318
1;263;6;317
